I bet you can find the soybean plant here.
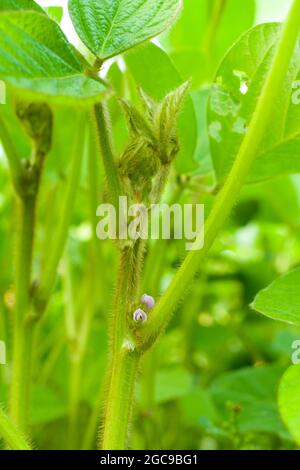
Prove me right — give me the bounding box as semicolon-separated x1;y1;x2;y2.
0;0;300;451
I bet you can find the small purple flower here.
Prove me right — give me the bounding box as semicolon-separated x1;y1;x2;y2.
141;293;155;310
133;308;147;323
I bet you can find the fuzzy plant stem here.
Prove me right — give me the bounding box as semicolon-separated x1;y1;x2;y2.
140;0;300;351
0;407;31;450
93;102;145;448
101;243;144;450
150;163;170;204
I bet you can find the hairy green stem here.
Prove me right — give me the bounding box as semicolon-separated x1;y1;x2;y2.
101;348;140;450
150;164;171;204
0;407;31;450
140;0;300;351
101;245;143;450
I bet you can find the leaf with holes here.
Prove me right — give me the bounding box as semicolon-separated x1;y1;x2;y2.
208;23;300;184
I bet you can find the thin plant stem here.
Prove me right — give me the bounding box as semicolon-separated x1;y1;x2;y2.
93;103;123;215
202;0;228;54
87;125;108;308
68;355;82;449
4;116;44;433
11;112;85;434
34;112;86;316
67;255;97;449
0;407;31;450
10;193;37;431
140;0;300;351
64;254;79;449
82;381;103;449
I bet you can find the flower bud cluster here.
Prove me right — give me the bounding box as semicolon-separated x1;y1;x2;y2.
132;293;155;324
118;82;190;203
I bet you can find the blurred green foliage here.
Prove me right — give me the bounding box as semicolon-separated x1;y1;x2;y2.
0;0;300;450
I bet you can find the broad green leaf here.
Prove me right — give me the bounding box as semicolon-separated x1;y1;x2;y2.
260;176;300;226
0;382;67;426
162;0;255;87
0;11;106;102
155;367;192;404
31;384;67;425
211;365;290;439
240;175;300;226
208;23;300;184
0;0;44;13
179;389;218;427
167;0;255;57
68;0;182;60
279;365;300;445
125;43;197;173
6;76;106;103
252;268;300;326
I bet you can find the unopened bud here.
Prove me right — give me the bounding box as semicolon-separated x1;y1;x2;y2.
141;293;155;310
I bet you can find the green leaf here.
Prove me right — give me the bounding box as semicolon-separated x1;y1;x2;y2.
163;0;256;86
279;365;300;445
31;384;67;424
179;389;218;427
208;23;300;184
259;175;300;226
155;367;192;404
211;365;290;439
68;0;182;60
0;11;106;102
252;268;300;327
0;0;44;13
125;43;197;173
